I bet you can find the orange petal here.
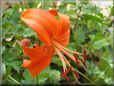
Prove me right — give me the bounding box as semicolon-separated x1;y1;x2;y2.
49;9;58;16
21;9;60;44
21;11;50;45
55;29;70;47
22;45;54;77
22;60;31;68
59;13;70;33
50;11;70;47
48;9;70;38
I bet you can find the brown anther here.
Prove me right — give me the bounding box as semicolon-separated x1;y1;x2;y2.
62;67;71;81
83;49;88;62
89;50;94;57
73;70;80;79
74;54;80;66
78;58;87;68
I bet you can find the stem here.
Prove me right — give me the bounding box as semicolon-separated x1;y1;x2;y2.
7;79;16;84
93;67;108;83
74;4;82;30
36;76;39;84
37;0;45;8
8;75;21;85
51;0;57;9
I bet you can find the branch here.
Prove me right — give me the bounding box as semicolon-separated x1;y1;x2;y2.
51;0;57;9
74;6;82;30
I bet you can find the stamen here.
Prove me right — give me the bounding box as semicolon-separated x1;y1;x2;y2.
71;68;80;79
78;58;87;68
54;44;76;62
53;46;72;81
62;67;71;81
57;50;80;80
74;54;80;66
52;40;83;55
52;41;88;80
63;56;71;67
54;47;67;72
61;53;80;79
52;40;84;63
56;49;71;67
83;49;88;63
53;40;87;69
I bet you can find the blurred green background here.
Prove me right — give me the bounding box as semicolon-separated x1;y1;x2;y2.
1;0;114;85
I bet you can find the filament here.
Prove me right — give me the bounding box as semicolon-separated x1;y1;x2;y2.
54;46;67;72
52;40;83;55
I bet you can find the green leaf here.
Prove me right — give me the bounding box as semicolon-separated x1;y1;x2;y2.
63;0;76;4
21;69;37;85
52;56;62;66
91;39;109;49
48;70;61;84
37;67;51;84
74;29;85;46
83;14;103;24
111;6;114;16
1;46;6;54
23;28;35;37
4;66;12;82
98;60;108;70
1;62;6;75
3;50;17;61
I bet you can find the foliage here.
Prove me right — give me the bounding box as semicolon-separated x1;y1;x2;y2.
1;0;113;85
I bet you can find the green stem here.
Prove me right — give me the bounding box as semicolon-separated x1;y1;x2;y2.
51;0;57;9
7;79;16;84
74;6;81;30
37;0;45;8
93;67;108;82
8;75;21;85
36;76;39;84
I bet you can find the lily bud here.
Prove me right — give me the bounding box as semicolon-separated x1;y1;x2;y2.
20;39;31;47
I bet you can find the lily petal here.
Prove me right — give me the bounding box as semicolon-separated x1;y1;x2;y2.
49;9;58;16
49;9;70;47
59;13;70;33
55;29;70;47
22;45;54;77
21;9;61;45
49;9;70;39
22;60;31;68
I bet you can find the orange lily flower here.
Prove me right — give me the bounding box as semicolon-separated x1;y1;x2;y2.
20;8;86;79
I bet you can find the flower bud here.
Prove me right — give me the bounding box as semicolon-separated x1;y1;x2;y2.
20;39;31;47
